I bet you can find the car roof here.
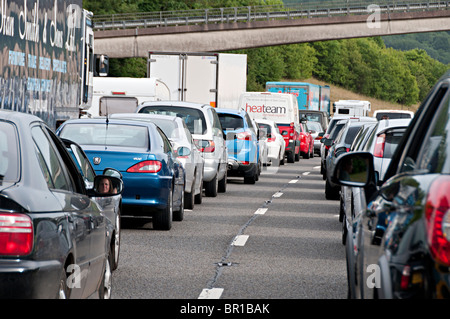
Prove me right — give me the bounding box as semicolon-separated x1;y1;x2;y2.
137;100;210;111
110;112;181;123
215;108;245;116
0;110;44;126
60;117;159;129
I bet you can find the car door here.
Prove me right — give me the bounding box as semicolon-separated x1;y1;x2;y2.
63;140;113;291
359;78;450;299
31;125;97;298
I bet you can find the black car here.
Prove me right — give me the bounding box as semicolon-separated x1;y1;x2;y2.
333;71;450;299
0;110;123;299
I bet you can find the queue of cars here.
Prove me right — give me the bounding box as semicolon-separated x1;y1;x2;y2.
326;71;450;299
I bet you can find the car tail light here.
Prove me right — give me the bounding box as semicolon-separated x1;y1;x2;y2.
373;134;386;158
236;131;252;141
400;265;411;290
267;136;276;142
425;176;450;266
0;213;33;256
127;160;162;173
194;139;215;153
240;161;250;165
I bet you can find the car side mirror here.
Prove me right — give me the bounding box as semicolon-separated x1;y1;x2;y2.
176;146;191;157
332;152;374;187
324;139;333;147
93;175;123;196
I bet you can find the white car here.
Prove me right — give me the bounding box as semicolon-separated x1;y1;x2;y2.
136;101;228;197
363;118;412;181
110;113;205;209
255;119;285;166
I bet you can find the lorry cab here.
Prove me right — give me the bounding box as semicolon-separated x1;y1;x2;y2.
238;92;301;163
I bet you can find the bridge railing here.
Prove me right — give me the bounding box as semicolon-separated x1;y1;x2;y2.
92;0;450;31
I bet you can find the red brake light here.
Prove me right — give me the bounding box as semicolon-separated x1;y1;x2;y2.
127;160;162;173
267;137;276;142
236;131;252;141
373;134;386;158
194;139;215;153
425;176;450;266
0;213;33;256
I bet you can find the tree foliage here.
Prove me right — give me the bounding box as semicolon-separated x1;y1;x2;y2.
84;0;449;106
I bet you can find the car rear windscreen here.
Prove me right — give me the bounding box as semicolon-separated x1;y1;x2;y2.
138;106;207;135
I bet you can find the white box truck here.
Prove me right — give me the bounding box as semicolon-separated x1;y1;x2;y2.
147;51;247;109
87;77;171;117
333;100;371;116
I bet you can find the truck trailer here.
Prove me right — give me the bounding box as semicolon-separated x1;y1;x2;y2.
147;51;247;109
266;81;329;114
0;0;95;129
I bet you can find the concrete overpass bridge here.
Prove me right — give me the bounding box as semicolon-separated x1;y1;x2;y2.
93;1;450;58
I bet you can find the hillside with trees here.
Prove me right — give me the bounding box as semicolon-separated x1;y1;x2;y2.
85;0;449;107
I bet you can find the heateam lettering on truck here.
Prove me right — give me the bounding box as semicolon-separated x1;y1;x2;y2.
245;103;286;114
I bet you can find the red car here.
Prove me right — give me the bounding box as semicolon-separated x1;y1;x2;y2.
299;121;314;159
278;122;302;163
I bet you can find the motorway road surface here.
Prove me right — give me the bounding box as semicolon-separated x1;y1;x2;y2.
112;156;347;301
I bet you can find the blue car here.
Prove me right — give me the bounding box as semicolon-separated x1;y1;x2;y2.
216;108;260;184
57;118;186;230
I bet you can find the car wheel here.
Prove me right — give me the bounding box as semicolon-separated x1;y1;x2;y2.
342;216;348;245
287;151;295;163
204;174;218;197
57;265;70;299
111;209;121;271
98;253;112;299
174;187;184;221
280;151;285;165
325;178;340;200
195;179;203;204
184;183;195;210
154;188;173;230
244;173;256;184
295;149;300;161
218;169;227;193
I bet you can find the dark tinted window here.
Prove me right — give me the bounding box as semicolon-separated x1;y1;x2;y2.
417;93;450;173
0;121;19;182
375;112;412;120
344;126;363;145
383;128;407;159
218;114;244;130
139;106;207;135
60;123;149;149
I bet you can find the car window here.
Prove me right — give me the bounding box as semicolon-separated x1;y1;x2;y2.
209;109;223;137
68;143;96;188
99;97;138;116
344;126;363;145
60;123;149;149
0;121;19;182
397;84;449;175
416;93;450;174
258;123;272;135
32;126;72;191
383;128;407;159
218;114;244;131
157;126;173;154
139;106;207;135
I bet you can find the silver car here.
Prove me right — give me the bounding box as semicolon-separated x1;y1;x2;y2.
136;101;228;197
110;113;205;209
